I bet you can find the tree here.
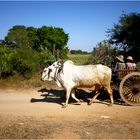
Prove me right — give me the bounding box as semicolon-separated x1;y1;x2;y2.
0;25;69;78
28;26;69;60
5;25;30;50
107;12;140;62
90;40;114;66
4;25;69;60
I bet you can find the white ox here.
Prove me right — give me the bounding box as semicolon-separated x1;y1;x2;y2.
41;60;114;108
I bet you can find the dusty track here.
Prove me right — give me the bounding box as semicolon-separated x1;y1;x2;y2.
0;87;140;139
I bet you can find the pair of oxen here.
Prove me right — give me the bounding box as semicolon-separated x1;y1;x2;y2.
41;60;114;108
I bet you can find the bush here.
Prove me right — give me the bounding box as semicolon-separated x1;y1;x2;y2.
0;46;13;78
0;44;68;79
10;47;40;78
0;45;57;79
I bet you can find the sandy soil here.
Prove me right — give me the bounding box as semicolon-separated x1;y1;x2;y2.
0;87;140;139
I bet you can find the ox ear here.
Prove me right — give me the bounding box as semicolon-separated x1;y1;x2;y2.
57;61;62;66
58;59;65;65
57;61;62;68
56;61;63;74
56;60;64;71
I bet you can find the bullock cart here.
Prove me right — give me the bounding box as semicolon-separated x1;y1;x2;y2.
111;68;140;106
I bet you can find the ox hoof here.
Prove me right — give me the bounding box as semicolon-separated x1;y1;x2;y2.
75;101;81;105
88;101;92;105
79;99;84;102
108;103;113;107
73;102;81;105
62;104;68;108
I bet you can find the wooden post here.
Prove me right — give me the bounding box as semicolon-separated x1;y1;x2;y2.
53;44;56;56
56;49;59;61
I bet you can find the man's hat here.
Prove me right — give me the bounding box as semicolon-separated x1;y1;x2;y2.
116;55;124;62
126;56;134;62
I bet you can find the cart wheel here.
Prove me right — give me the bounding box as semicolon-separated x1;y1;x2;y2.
119;72;140;106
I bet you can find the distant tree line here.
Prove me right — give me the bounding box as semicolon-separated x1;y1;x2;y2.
70;49;90;54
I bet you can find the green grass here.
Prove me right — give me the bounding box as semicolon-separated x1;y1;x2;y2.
67;54;91;65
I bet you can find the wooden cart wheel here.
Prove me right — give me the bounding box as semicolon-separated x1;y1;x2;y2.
119;72;140;106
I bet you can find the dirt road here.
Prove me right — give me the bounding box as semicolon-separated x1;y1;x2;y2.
0;87;140;139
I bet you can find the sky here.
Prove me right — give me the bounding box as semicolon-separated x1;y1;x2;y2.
0;1;140;52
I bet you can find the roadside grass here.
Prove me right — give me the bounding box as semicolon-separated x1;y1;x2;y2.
0;74;56;89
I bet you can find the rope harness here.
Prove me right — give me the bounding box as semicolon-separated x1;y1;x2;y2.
54;62;63;82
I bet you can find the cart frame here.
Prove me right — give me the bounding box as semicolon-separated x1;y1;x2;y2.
112;67;140;106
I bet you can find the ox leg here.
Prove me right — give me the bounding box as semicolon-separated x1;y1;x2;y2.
71;89;80;103
71;93;80;103
104;86;114;106
62;89;71;108
88;91;100;105
89;84;101;105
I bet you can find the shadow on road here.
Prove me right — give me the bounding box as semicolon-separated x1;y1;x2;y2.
30;87;126;106
30;88;65;105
